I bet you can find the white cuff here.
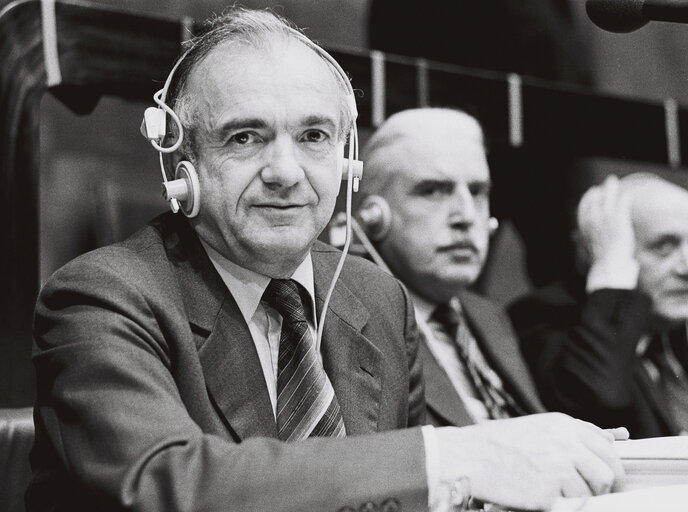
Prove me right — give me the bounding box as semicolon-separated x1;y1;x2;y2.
422;424;441;510
422;425;472;511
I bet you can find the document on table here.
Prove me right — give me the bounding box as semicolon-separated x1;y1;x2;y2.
551;483;688;512
552;436;688;511
615;436;688;491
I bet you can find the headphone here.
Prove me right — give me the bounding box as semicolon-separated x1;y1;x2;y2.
356;195;392;241
140;29;364;219
140;23;364;348
356;195;501;241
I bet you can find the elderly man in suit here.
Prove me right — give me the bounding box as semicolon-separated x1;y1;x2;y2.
509;173;688;438
29;10;625;512
356;108;544;427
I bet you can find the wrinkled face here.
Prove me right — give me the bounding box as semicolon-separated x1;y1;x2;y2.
633;184;688;325
373;120;491;304
186;40;344;277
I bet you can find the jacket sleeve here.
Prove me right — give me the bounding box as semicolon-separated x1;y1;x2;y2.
31;254;429;512
508;286;652;428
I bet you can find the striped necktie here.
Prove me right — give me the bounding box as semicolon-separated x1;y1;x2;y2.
432;302;525;420
262;279;346;441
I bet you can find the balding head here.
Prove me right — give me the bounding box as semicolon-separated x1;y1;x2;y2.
619;174;688;325
356;108;492;304
618;173;688;218
360;108;486;199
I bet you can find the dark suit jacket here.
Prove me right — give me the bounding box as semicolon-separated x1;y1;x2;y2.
422;290;545;427
28;213;427;512
508;282;680;438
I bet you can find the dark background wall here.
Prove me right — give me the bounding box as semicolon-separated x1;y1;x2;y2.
39;0;688;304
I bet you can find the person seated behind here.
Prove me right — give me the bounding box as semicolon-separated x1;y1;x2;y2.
28;11;625;512
355;108;545;427
509;173;688;438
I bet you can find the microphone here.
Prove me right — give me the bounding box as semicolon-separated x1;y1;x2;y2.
586;0;688;33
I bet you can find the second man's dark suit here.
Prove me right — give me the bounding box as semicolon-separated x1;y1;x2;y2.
422;290;545;427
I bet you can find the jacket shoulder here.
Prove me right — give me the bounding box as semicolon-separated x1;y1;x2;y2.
311;241;408;299
38;213;188;309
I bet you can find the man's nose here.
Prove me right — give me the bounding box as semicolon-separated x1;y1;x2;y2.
448;184;476;227
261;137;305;188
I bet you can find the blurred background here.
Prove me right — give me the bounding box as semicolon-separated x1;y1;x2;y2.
38;0;688;307
3;2;686;508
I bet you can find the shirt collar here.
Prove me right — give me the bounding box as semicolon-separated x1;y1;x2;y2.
200;240;317;325
408;291;462;322
409;291;436;322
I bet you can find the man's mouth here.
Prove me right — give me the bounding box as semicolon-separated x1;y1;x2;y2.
437;241;478;253
253;203;306;209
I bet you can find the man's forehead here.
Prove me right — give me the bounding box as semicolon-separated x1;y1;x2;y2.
632;183;688;238
193;38;333;85
379;132;489;181
187;38;344;128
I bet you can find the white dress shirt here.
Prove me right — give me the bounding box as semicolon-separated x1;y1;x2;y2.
411;292;490;423
201;241;318;417
201;242;450;510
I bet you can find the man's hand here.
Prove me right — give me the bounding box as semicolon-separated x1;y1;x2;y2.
576;175;639;291
433;413;626;511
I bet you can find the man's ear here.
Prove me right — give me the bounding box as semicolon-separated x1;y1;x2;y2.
488;217;499;236
356;195;391;241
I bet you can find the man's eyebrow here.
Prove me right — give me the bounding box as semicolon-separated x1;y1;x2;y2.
410;178;492;193
300;115;338;130
208;116;339;141
411;178;455;192
471;179;492;190
648;232;681;244
211;118;270;141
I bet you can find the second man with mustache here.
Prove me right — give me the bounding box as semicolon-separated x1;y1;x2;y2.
356;108;545;426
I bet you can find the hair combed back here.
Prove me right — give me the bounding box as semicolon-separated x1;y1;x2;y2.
166;7;352;159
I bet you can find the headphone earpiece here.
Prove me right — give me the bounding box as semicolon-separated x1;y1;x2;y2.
144;28;362;220
161;161;201;218
141;107;167;141
488;216;499;235
356;195;391;241
340;157;364;191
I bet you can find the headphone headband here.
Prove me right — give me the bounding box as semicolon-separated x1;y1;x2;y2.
143;29;358;155
140;21;363;216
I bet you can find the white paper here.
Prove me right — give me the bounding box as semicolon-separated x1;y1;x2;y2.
551;483;688;512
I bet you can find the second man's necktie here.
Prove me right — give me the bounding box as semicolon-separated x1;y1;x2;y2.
432;302;525;419
263;279;346;441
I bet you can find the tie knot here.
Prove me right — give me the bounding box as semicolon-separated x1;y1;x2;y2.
263;279;307;324
431;302;460;331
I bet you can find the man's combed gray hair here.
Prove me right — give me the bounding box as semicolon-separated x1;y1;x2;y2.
166;7;354;161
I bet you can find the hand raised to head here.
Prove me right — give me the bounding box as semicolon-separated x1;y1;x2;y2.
576;175;639;291
577;175;635;266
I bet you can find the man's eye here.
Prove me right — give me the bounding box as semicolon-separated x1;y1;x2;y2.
469;183;491;197
650;237;680;257
301;130;327;143
229;132;257;145
417;184;453;197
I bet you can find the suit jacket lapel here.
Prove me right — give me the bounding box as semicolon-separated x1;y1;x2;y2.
637;335;683;435
459;290;544;414
419;339;474;426
166;216;276;440
312;245;382;435
635;363;679;435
